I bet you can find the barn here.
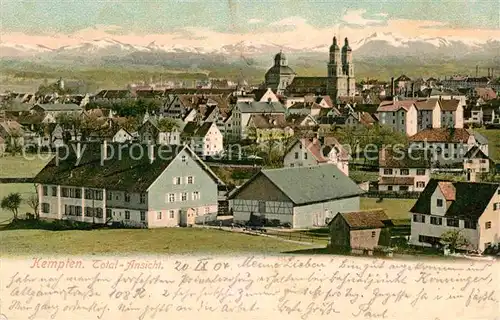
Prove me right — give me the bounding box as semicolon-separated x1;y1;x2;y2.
228;164;365;228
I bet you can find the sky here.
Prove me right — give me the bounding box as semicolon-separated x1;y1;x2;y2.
0;0;499;49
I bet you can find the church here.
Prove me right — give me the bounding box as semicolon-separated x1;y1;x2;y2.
264;37;356;99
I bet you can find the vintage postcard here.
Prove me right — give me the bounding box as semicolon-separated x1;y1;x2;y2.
0;0;499;319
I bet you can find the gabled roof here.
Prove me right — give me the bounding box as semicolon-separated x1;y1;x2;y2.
414;98;439;111
379;148;430;168
410;179;499;220
464;146;491;160
229;164;365;205
236;101;286;113
34;143;223;191
439;99;461;111
339;209;391;230
409;128;471;143
248;114;288;129
395;75;411;82
377;99;416;112
182;121;214;137
33;103;81;112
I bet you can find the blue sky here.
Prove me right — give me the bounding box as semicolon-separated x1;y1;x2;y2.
1;0;498;34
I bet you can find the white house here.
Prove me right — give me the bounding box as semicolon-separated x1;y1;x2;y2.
378;148;431;192
231;101;286;139
283;136;349;176
229;164;365;228
439;99;464;129
181;121;223;157
410;179;500;252
408;128;489;165
138;118;181;146
463;146;494;181
112;128;133;143
377;98;418;136
34;142;224;228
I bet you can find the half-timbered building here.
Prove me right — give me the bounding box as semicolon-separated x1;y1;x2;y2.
228;164;365;228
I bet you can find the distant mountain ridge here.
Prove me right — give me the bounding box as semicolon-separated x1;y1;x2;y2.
0;32;498;67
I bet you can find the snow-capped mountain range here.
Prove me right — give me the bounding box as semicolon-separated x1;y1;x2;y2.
0;32;498;61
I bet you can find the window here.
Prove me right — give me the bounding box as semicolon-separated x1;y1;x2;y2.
181;192;187;201
107;192;112;201
75;189;81;199
430;217;442;225
169;210;175;219
384;169;393;175
258;201;266;213
173;177;181;185
446;218;459;227
294;152;299;159
95;191;103;200
41;203;50;213
416;169;426;176
187;176;194;184
437;199;443;207
51;187;57;196
181;155;187;163
157;211;162;220
62;188;69;197
371;231;376;238
192;191;200;200
42;186;48;196
304;153;308;160
485;221;492;229
95;208;103;218
413;214;426;223
464;220;476;229
416;181;425;188
140;193;146;204
140;211;146;221
84;189;92;199
125;211;130;220
69;188;75;198
106;209;112;217
125;193;130;203
168;193;175;203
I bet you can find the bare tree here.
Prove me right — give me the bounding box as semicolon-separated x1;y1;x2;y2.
26;193;39;219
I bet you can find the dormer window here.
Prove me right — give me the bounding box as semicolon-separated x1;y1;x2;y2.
436;199;443;207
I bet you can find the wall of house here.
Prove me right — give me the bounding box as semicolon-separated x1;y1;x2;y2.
464;158;490;173
378;167;430;191
432;105;442;128
477;188;500;251
455;105;464;128
410;213;480;249
203;124;223;156
329;215;350;248
293;197;360;229
113;129;133;143
147;148;218;228
232;199;294;225
406;106;418;136
283;143;318;167
350;228;382;250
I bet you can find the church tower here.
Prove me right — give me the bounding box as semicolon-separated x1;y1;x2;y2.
341;37;355;96
327;36;348;99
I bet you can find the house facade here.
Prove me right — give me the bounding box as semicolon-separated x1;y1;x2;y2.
283;136;349;176
34;143;223;228
328;209;392;253
229;164;364;228
112;128;133;143
181;121;223;156
231;101;286;139
377;99;418;136
410;179;500;252
378;148;431;192
138;118;181;145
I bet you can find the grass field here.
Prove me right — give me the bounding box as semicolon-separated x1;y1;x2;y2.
0;227;312;256
476;128;500;161
360;197;416;222
0;183;37;224
0;155;52;178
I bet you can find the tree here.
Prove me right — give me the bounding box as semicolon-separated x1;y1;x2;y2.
56;112;81;142
26;194;39;219
157;117;179;132
1;193;22;221
6;128;23;155
440;230;470;253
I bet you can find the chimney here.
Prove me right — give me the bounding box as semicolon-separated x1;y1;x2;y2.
148;143;155;164
390;77;395;97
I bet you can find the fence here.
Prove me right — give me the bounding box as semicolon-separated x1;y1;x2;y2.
362;191;421;199
264;229;329;244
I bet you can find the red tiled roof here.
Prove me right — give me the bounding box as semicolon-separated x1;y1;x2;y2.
377;99;416;112
340;209;390;229
438;181;456;201
409;128;470;143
